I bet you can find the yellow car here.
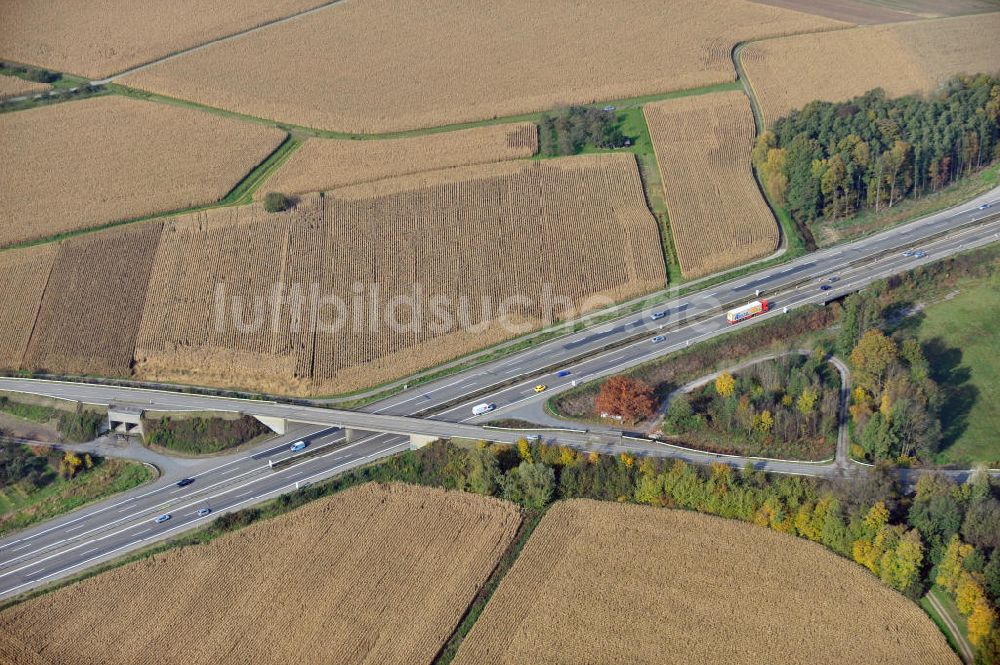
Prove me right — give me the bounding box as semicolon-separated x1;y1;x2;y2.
533;384;547;393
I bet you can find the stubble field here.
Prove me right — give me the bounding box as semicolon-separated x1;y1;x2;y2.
645;91;778;277
741;12;1000;125
22;223;164;378
453;499;959;665
258;123;537;198
135;153;665;394
121;0;846;133
0;74;49;100
0;95;286;247
0;0;333;79
0;483;523;665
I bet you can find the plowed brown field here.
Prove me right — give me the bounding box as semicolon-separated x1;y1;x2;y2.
645;91;778;277
742;13;1000;125
0;74;49;100
453;500;960;665
122;0;846;133
0;0;333;79
0;245;56;369
0;95;286;247
23;223;163;377
0;483;522;665
258;123;537;198
133;153;664;394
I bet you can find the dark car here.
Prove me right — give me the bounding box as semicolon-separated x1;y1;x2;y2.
176;477;194;488
556;370;571;377
819;284;832;291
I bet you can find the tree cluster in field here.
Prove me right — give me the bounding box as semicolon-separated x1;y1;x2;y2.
664;352;839;452
553;305;839;419
0;61;61;84
143;414;269;455
0;442;98;492
754;74;1000;226
538;105;629;157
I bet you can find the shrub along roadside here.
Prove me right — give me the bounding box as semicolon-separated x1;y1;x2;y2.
142;414;269;455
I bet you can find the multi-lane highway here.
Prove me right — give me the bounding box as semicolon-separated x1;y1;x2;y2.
1;186;997;600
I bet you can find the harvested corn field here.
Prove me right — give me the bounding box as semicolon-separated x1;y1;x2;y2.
0;0;333;79
0;245;56;369
0;95;286;247
23;223;163;377
135;153;665;394
135;203;324;394
645;91;778;277
0;483;522;665
742;13;1000;125
258;123;538;198
454;500;959;665
122;0;846;133
0;74;48;100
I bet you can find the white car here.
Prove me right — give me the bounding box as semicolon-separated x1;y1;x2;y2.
153;514;171;524
979;203;991;210
651;335;666;343
472;403;496;416
290;440;307;452
196;508;212;518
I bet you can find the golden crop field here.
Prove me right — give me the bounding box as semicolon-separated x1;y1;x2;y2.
135;153;664;394
0;0;332;79
134;203;322;394
122;0;846;133
0;483;522;665
742;12;1000;125
23;223;164;378
454;500;959;665
0;95;286;248
645;91;778;277
258;123;538;198
0;74;49;100
0;245;56;369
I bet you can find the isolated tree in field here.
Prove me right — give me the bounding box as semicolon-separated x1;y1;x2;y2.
263;191;291;213
595;376;655;425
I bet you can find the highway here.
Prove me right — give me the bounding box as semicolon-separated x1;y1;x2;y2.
0;186;997;600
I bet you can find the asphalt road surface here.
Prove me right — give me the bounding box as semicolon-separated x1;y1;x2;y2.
1;187;997;600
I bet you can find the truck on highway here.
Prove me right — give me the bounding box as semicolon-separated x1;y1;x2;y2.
726;299;769;324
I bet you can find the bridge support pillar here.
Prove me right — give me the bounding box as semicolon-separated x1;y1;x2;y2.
344;427;356;442
254;415;287;435
409;434;436;450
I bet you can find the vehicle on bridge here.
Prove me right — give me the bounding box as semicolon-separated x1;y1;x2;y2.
726;299;769;324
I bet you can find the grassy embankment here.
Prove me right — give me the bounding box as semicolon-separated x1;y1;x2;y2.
913;270;1000;465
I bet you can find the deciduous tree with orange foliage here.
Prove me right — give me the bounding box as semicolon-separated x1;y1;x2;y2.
595;375;656;425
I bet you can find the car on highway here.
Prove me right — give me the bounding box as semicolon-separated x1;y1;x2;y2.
196;508;212;517
290;440;307;452
533;384;547;393
651;335;666;343
902;250;915;257
819;284;832;291
980;203;991;210
472;403;496;416
827;275;839;283
153;514;171;524
176;477;194;488
913;251;927;258
649;311;666;320
555;370;571;377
